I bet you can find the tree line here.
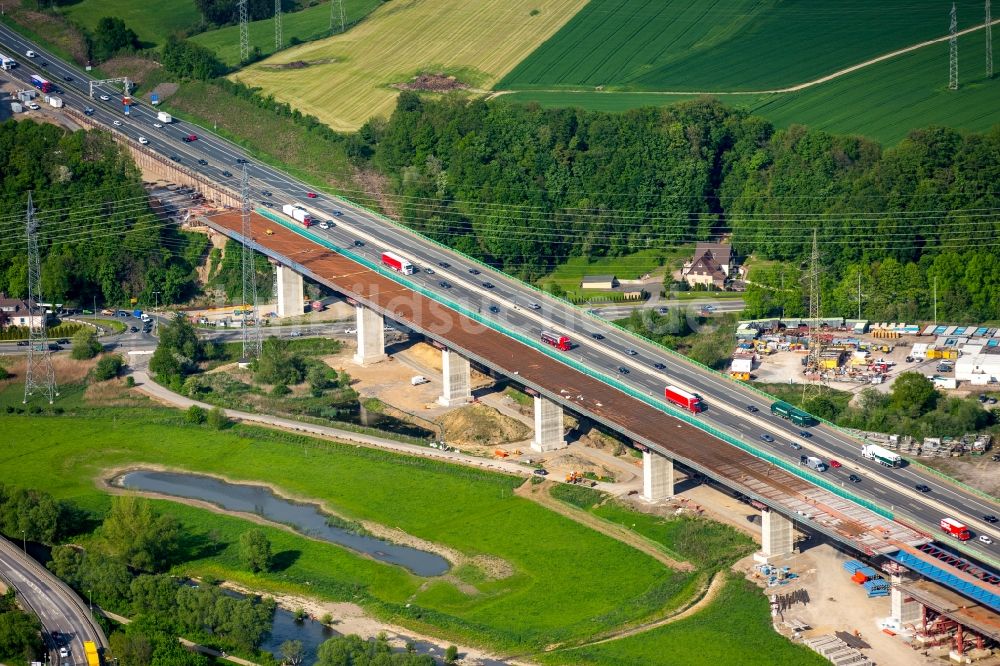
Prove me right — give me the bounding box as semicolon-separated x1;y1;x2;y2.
0;121;206;309
348;94;999;322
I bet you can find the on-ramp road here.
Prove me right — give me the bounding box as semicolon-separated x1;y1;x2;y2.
0;536;107;663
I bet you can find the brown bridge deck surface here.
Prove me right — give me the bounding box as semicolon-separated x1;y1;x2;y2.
899;580;1000;641
204;210;926;554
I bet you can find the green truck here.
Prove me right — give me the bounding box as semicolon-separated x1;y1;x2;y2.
770;401;817;427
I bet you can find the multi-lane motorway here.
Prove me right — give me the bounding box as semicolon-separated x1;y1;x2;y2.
2;26;998;563
0;536;106;662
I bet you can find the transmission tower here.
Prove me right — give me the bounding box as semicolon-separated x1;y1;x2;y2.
240;165;263;361
331;0;345;33
950;2;959;90
987;0;994;78
274;0;283;49
804;229;824;398
239;0;250;63
22;193;58;405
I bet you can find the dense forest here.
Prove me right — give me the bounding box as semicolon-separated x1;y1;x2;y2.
0;120;206;308
355;93;1000;323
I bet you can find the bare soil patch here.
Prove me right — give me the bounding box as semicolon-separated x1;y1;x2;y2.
442;404;531;447
393;73;469;92
920;457;1000;498
100;56;164;86
83;378;153;408
263;58;339;70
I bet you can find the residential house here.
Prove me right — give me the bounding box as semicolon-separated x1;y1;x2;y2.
0;293;45;328
682;242;734;289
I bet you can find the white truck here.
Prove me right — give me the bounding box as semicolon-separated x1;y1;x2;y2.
281;203;315;227
861;443;902;468
0;53;17;70
156;111;172;123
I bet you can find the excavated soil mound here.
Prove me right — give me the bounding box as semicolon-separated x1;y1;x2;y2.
393;73;469;92
441;404;530;446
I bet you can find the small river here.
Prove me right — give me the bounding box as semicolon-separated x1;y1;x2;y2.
115;470;450;576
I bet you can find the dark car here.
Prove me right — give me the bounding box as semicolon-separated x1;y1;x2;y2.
84;107;95;115
789;442;802;450
170;155;181;162
915;484;931;493
618;366;630;374
222;170;233;177
469;268;481;275
488;305;500;314
47;343;62;351
197;158;208;165
325;219;336;228
129;326;138;333
653;362;666;370
236;158;248;164
483;282;494;289
591;332;605;340
16;340;28;346
261;201;274;207
799;430;812;438
57;338;70;345
63;75;73;81
984;515;999;523
848;474;862;483
746;405;759;413
533;469;548;476
261;190;273;197
39;61;48;67
759;434;775;443
353;239;364;247
979;394;989;403
438;261;450;268
332;210;343;217
439;281;452;289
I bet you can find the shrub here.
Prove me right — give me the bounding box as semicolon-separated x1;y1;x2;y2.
186;405;207;424
71;328;103;360
206;406;229;430
93;355;124;381
270;383;291;397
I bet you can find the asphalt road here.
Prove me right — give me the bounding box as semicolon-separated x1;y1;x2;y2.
0;536;107;662
2;26;998;563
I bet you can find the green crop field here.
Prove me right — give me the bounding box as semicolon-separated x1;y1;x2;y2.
192;0;383;67
499;0;983;92
502;27;1000;145
59;0;201;48
232;0;590;131
2;380;700;653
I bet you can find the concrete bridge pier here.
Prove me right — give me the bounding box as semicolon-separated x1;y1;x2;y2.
756;508;794;562
531;395;565;452
641;451;674;501
438;348;471;406
352;305;386;366
276;265;304;318
889;573;922;628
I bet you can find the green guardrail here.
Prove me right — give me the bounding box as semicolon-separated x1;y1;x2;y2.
253;208;896;522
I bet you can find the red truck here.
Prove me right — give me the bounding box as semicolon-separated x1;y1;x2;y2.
381;251;415;275
541;331;571;351
940;518;971;541
664;384;704;413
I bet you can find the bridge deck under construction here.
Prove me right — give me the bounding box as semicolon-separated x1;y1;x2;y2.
203;210;929;559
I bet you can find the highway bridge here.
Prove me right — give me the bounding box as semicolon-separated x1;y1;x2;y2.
2;24;999;648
